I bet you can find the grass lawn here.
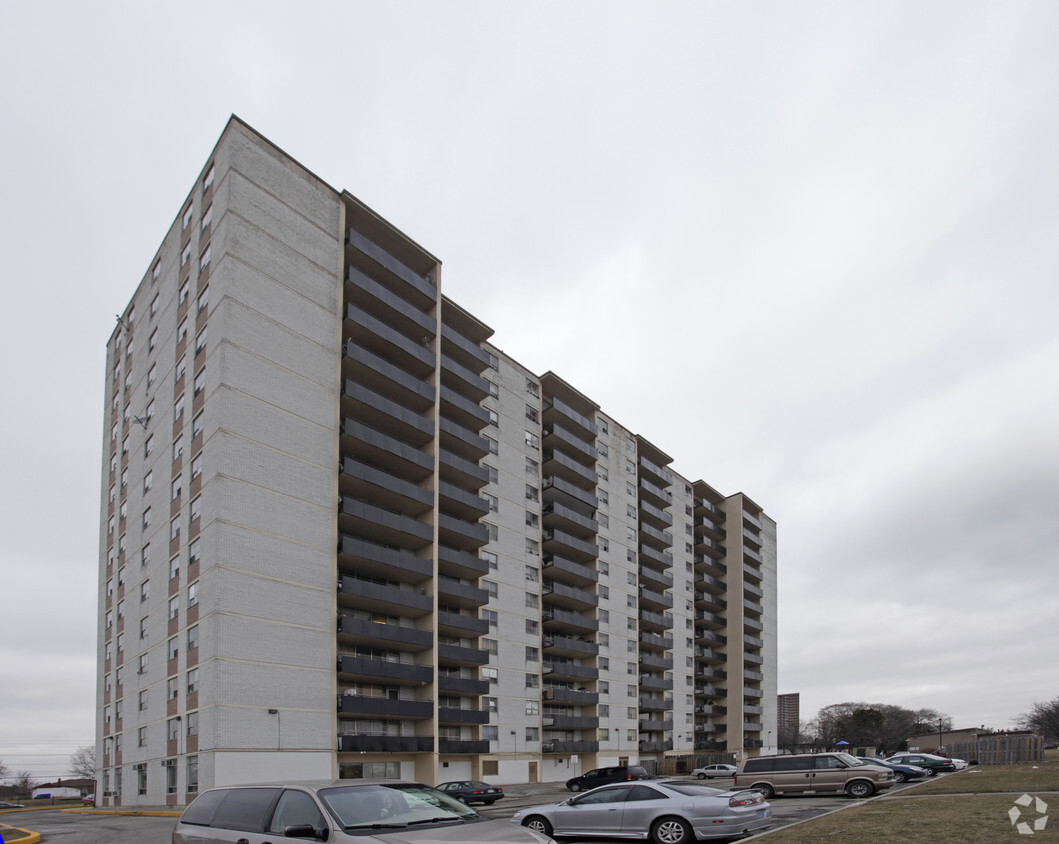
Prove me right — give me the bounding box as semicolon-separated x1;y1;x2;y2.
755;752;1059;843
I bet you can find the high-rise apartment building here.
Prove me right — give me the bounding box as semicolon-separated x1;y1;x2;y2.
95;117;777;806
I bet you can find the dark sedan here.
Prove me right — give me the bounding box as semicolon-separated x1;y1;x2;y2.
856;757;928;783
885;753;957;775
435;780;505;805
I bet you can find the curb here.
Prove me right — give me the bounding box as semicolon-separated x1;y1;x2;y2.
0;821;43;844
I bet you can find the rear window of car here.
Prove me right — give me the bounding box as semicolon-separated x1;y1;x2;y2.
211;788;279;831
180;789;228;826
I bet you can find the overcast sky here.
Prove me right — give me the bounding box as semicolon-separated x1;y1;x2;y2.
2;1;1057;781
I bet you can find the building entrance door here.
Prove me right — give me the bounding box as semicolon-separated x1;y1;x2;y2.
528;762;538;783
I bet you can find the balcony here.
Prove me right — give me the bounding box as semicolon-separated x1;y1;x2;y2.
638;565;673;592
542;424;597;465
638;585;672;611
742;527;762;550
638;718;673;732
437;609;490;637
338;576;432;617
543;580;597;611
638;697;673;712
695;704;727;716
339;734;434;753
743;562;763;583
437;643;489;667
438;449;489;489
440;354;490;403
338;655;433;685
743;581;764;599
743;669;764;682
437;513;489;552
694;648;724;664
695;593;727;614
743;687;764;699
743;510;763;531
343;415;434;477
743;617;764;633
439;322;490;373
543;607;598;635
542;475;598;512
438;544;489;579
439;385;490;432
699;666;727;680
744;651;764;666
338;615;432;651
639;500;673;529
438;739;490;754
438;675;490;696
342;382;434;448
695;537;727;560
639;653;673;671
339;535;432;583
639;522;672;550
347;228;437;309
542;500;598;537
542;554;597;587
638;609;671;634
744;545;763;564
639;631;674;652
340;496;433;551
438;417;490;463
338;695;432;719
743;633;764;648
340;458;434;516
743;598;763;617
743;722;763;733
345;263;436;338
345;304;435;378
542;450;598;491
543;714;599;730
543;662;599;682
638;477;671;509
438;706;489;725
344;343;434;412
543;740;599;754
695;555;727;578
696;573;725;595
638;455;670;486
545;688;599;705
697;611;725;629
437;578;488;609
543;528;598;564
638;675;673;691
638;740;673;752
542;396;597;440
542;635;599;658
438;481;489;523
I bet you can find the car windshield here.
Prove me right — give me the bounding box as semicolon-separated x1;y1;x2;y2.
836;753;866;767
319;784;478;829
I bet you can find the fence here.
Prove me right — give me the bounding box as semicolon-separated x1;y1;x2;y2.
642;753;738;777
940;734;1045;765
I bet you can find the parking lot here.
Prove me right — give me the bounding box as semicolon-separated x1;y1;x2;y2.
1;774;931;843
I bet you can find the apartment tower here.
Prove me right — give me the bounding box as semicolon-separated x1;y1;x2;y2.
95;117;778;806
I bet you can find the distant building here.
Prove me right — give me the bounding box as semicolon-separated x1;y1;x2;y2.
95;116;779;806
31;779;95;799
777;693;800;734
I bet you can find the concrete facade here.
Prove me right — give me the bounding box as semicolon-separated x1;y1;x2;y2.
95;117;778;806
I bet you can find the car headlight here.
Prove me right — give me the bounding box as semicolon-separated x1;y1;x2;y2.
511;810;523;820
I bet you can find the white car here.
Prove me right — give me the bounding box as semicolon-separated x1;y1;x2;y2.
691;764;737;779
949;758;969;770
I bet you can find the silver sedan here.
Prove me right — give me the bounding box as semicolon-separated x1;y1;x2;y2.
510;780;771;844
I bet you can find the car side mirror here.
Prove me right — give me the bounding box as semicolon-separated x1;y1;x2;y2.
283;824;326;839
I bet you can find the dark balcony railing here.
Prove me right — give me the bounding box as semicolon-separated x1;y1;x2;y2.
542;554;598;586
543;714;599;730
340;497;433;548
542;635;599;657
639;653;673;671
347;229;437;305
543;607;599;634
542;500;598;535
544;688;599;705
543;662;599;681
438;739;490;754
542;740;599;754
638;718;673;732
437;513;489;551
338;696;432;718
638;740;674;752
639;632;674;651
438;707;489;724
338;576;432;616
639;565;674;591
339;734;434;753
543;579;597;610
344;343;435;410
638;697;674;711
438;675;490;695
346;264;436;335
542;424;597;465
337;615;432;650
542;396;597;439
638;586;673;610
339;536;432;580
338;655;433;685
438;544;489;579
437;643;489;666
437;609;490;636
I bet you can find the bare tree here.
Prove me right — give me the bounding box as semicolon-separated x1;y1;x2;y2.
0;758;10;782
15;771;36;795
70;745;97;779
1016;697;1059;745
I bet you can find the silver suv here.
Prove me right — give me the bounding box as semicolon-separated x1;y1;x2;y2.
172;779;553;843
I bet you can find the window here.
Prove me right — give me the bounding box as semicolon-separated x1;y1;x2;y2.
142;472;152;495
203;163;215;191
142;508;151;530
482;609;497;628
138;653;148;675
138;616;149;640
190;496;201;523
175;355;187;384
488;409;499;426
525;673;539;689
186;712;198;737
525;593;538;610
484;522;497;542
169;557;179;580
141;544;151;568
170;516;181;542
187;667;198;694
188;582;199;607
140;580;150;602
483;493;498;513
482;579;498;599
138;727;147;747
186;756;198;793
152;259;161;281
525;565;538;582
168;596;179;621
483;696;498;712
599;585;609;599
482;725;498;741
599;538;609;553
191;453;203;481
525;727;539;742
525;618;538;634
192;411;204;440
599;465;608;481
181;242;191;267
482;638;498;656
174;394;185;422
525;538;539;556
487;352;499;371
485;435;498;455
193;369;205;397
173;436;184;462
194;327;207;356
525;511;538;528
176;317;189;346
182;204;194;230
525;484;538;502
144;434;154;459
599;609;609;623
198;243;211;273
599;560;610;576
525;378;539;396
122;435;130;456
525;404;539;423
525;431;539;450
599;657;610;670
598;442;608;457
482;667;498;683
171;475;182;501
201;203;212;229
481;550;498;570
526;700;539;715
525;457;538;476
598;418;608;434
599;513;609;528
525;646;538;663
168;637;179;661
627;595;636;608
187;625;199;651
197;286;208;313
626;460;636;475
149;327;158;350
627;685;637;698
178;279;190;307
488;381;499;398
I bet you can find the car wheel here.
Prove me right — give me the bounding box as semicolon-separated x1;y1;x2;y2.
456;795;467;804
651;816;693;844
484;799;498;805
568;782;582;792
697;773;707;779
523;815;553;837
894;771;908;783
846;780;875;799
926;768;937;777
754;783;775;799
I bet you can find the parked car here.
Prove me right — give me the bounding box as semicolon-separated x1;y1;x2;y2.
566;765;649;792
436;780;504;805
0;801;25;809
885;753;957;776
691;764;737;779
172;780;553;844
856;757;928;783
949;758;970;770
511;779;770;843
735;752;896;798
81;795;96;806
